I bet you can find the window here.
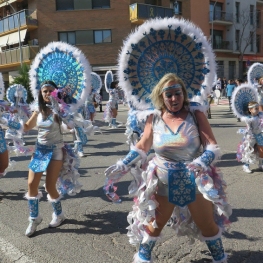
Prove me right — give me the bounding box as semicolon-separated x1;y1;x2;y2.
209;1;223;21
235;30;240;51
58;30;111;44
250;5;254;25
94;30;112;43
235;2;240;23
229;61;236;80
92;0;110;9
170;1;182;15
56;0;110;11
216;61;224;78
256;34;261;53
256;10;261;28
145;0;157;5
210;29;223;49
250;31;254;52
56;0;74;10
58;32;76;45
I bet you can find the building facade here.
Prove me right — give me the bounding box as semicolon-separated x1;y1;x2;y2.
0;0;262;84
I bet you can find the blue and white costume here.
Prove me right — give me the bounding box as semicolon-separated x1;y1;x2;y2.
105;17;230;263
231;84;260;172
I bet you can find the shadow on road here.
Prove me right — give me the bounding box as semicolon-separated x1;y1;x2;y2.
230;208;263;222
217;153;240;168
191;250;263;263
33;210;129;236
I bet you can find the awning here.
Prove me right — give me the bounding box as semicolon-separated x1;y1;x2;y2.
0;34;9;47
0;0;16;8
7;29;27;45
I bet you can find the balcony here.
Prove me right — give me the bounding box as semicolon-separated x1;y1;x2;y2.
213;40;233;52
0;45;39;68
0;9;37;35
129;3;174;24
257;0;263;5
209;11;233;25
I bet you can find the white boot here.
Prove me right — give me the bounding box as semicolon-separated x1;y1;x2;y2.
242;164;252;173
24;192;43;237
47;194;66;228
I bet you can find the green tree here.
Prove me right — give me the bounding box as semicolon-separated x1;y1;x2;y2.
10;63;33;103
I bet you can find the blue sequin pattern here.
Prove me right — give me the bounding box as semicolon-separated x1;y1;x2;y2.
35;48;86;100
29;143;55;172
51;201;62;216
8;120;21;130
28;199;39;218
168;168;196;207
233;87;258;117
138;241;156;261
0;128;7;153
205;238;225;261
123;25;210;106
249;64;263;84
255;133;263;146
123;150;140;165
200;150;215;167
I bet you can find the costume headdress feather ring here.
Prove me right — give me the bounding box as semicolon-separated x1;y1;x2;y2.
118;17;216;111
104;70;113;93
29;41;91;112
247;62;263;85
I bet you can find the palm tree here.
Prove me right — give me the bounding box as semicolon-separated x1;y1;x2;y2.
10;63;33;102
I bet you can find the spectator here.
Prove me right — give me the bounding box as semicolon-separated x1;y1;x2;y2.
6;10;11;16
226;79;236;110
222;77;227;98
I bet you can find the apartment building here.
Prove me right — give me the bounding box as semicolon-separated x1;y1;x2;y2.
173;0;263;79
0;0;174;84
0;0;261;84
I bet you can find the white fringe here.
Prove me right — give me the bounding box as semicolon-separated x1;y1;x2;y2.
29;41;92;112
24;191;43;200
118;17;216;111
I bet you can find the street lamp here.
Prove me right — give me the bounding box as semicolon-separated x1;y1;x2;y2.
5;0;23;66
211;1;218;49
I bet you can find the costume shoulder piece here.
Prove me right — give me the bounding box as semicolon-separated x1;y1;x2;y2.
231;83;258;119
247;63;263;85
29;41;91;112
118;17;216;111
104;70;113;93
6;84;27;105
91;72;102;94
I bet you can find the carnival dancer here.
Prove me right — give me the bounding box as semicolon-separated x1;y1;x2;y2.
231;84;259;173
103;71;121;128
23;41;92;237
247;62;263;111
0;73;10;189
104;18;231;263
84;72;102;122
5;84;31;147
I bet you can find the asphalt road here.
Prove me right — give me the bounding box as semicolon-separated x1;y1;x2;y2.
0;101;263;263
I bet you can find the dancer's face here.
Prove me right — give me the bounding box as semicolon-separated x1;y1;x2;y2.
162;81;184;112
249;105;259;116
41;86;54;103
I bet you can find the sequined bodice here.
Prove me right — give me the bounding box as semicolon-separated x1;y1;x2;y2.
37;113;63;145
152;113;201;162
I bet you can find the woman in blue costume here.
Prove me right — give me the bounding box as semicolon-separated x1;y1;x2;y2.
105;17;231;263
106;74;231;263
23;80;67;236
